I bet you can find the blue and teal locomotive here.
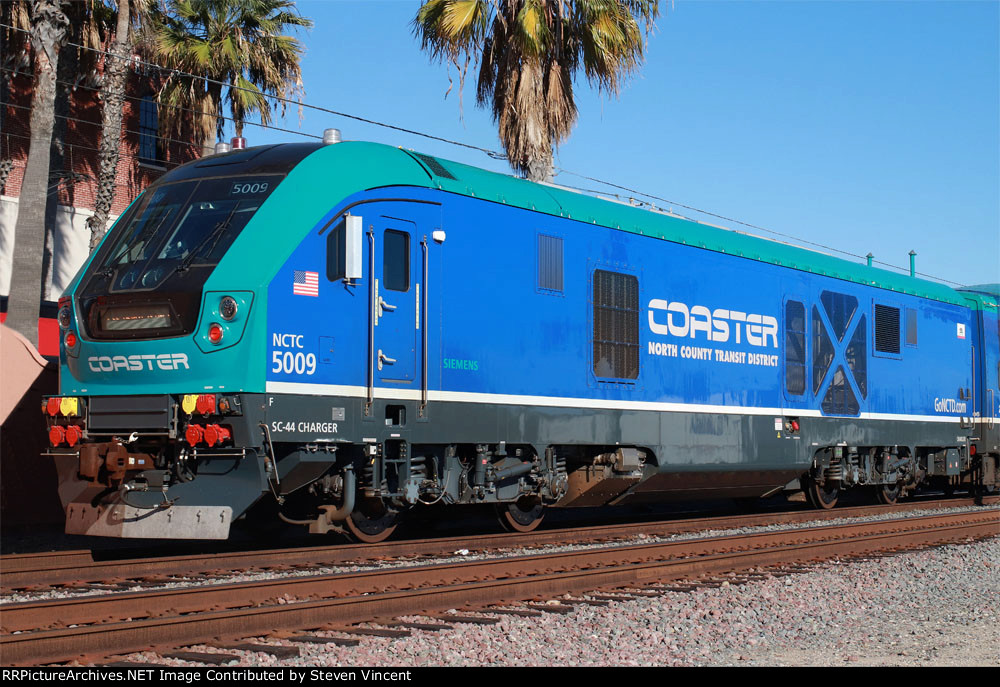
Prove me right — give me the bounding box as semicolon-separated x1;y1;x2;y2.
44;138;1000;540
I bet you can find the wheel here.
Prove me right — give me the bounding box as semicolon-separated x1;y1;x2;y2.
875;482;900;505
344;498;400;543
497;497;545;533
806;479;839;509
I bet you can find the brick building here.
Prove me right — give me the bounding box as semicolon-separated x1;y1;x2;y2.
0;62;202;354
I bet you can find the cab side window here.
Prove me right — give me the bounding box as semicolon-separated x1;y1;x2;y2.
383;229;409;292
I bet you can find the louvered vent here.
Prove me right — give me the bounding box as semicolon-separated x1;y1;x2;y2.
874;304;900;354
592;270;639;380
412;152;457;180
538;234;563;292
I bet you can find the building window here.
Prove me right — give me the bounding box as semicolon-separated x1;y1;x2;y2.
139;96;162;165
592;269;639;380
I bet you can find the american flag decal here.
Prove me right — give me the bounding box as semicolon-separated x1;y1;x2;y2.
293;270;319;297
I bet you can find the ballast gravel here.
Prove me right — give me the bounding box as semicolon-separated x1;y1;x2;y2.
6;503;994;605
106;523;998;667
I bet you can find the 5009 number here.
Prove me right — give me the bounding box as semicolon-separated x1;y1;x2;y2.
231;181;269;195
272;351;316;375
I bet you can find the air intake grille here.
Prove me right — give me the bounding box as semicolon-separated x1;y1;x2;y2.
874;304;900;354
538;234;563;292
412;152;456;180
592;270;639;380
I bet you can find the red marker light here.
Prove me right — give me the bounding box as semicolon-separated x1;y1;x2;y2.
46;398;61;416
185;424;204;446
791;420;800;432
203;424;231;447
65;331;77;349
970;444;977;456
49;425;66;447
65;425;82;447
196;394;216;415
208;323;224;344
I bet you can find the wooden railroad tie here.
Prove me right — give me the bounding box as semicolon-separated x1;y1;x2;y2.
162;651;239;665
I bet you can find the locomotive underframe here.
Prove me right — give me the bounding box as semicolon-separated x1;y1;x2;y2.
48;392;998;539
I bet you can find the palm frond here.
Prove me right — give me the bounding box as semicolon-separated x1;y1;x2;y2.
143;0;311;147
416;0;661;179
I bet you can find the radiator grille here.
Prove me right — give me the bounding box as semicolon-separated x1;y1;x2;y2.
874;304;900;354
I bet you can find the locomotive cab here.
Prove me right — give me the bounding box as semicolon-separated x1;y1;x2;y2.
48;144;325;538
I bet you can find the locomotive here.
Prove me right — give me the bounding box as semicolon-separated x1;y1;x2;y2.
43;137;1000;541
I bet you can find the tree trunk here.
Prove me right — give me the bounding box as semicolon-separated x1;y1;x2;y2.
7;0;68;346
41;4;77;303
87;0;131;253
204;79;224;155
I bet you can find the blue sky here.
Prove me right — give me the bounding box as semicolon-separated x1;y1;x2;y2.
239;1;999;287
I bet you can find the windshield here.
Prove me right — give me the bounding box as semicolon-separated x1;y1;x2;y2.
95;175;281;292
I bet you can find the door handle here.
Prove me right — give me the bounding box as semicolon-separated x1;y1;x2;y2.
378;296;396;318
378;349;396;370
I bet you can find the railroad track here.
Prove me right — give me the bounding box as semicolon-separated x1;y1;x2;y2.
1;508;996;666
2;496;994;594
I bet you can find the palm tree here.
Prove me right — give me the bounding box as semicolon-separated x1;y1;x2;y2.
46;1;112;282
144;0;312;155
414;0;659;181
0;1;31;193
6;0;69;346
87;0;148;251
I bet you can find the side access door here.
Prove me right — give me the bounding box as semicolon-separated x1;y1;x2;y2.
366;202;440;399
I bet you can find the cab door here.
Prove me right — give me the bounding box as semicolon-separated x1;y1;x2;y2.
374;216;418;384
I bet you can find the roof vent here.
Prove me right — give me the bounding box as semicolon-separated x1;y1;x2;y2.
323;128;342;145
412;152;456;180
214;142;231;155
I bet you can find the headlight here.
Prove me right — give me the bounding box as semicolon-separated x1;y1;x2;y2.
58;306;72;329
220;296;238;321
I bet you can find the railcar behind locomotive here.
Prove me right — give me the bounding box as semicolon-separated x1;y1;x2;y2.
44;137;1000;541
